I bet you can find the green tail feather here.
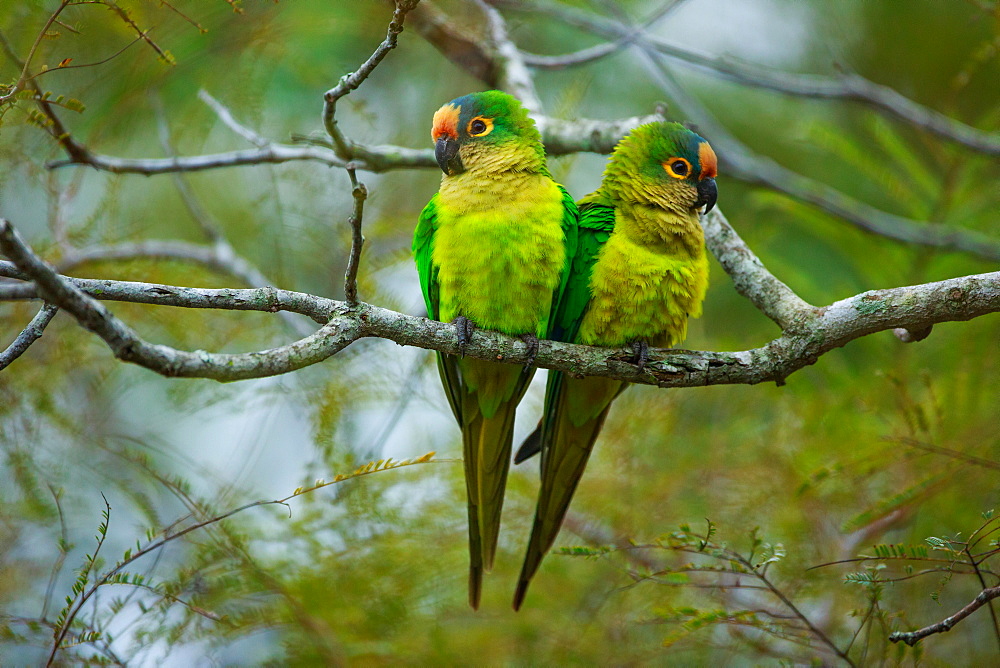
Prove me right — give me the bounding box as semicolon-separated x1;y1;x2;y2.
445;355;533;609
513;374;625;610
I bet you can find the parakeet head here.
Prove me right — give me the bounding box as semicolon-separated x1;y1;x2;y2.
605;122;718;214
430;90;547;177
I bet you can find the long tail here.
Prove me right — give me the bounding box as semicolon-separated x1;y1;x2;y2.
449;356;533;609
513;373;626;610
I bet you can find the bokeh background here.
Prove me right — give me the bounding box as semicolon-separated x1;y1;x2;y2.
1;0;999;664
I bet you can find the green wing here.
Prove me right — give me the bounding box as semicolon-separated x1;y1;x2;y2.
514;199;615;464
413;195;440;320
512;199;620;610
548;198;614;342
546;185;581;338
413;196;463;424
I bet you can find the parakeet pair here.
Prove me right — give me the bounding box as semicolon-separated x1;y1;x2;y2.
413;90;718;610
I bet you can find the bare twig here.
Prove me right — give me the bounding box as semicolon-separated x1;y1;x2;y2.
197;89;269;148
0;302;58;371
4;218;998;384
322;0;420;158
47;110;664;175
343;171;368;305
889;586;1000;646
521;0;687;70
48;143;350;174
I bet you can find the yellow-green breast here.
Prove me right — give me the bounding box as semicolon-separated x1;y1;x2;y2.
432;172;566;336
577;204;708;348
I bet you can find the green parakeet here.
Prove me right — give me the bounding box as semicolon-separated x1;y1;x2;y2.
512;121;718;610
412;90;579;609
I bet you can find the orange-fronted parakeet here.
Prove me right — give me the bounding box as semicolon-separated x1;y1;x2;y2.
512;121;717;610
412;90;579;609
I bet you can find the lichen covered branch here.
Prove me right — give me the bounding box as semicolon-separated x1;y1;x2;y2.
4;218;997;384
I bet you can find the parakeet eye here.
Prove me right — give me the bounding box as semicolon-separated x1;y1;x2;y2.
468;116;494;137
664;158;691;179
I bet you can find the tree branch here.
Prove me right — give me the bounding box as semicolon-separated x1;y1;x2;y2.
54;240;317;338
47;111;666;176
322;0;420;159
492;0;1000;156
4;218;998;384
520;0;686;70
702;209;815;331
638;50;1000;261
0;302;58;371
473;0;543;118
889;586;1000;646
47;143;351;174
407;0;499;85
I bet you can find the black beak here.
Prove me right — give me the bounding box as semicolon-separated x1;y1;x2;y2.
435;136;464;175
696;177;717;213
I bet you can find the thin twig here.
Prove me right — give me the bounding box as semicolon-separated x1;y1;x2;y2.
322;0;420;158
521;0;687;70
964;542;1000;651
0;1;70;106
48;143;351;174
343;170;368;305
44;453;437;663
197;89;269;148
47;109;663;174
729;552;855;666
0;302;58;371
889;586;1000;646
47;494;111;666
888;436;1000;471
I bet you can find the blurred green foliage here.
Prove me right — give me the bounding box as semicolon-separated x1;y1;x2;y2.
1;0;999;664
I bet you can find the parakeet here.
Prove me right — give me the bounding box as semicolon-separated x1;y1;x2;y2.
412;90;578;609
512;121;717;610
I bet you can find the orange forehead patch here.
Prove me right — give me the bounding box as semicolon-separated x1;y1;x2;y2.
698;142;718;179
431;103;460;141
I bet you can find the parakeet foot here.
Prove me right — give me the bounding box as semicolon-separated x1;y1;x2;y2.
519;333;540;368
631;340;650;371
453;316;475;356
